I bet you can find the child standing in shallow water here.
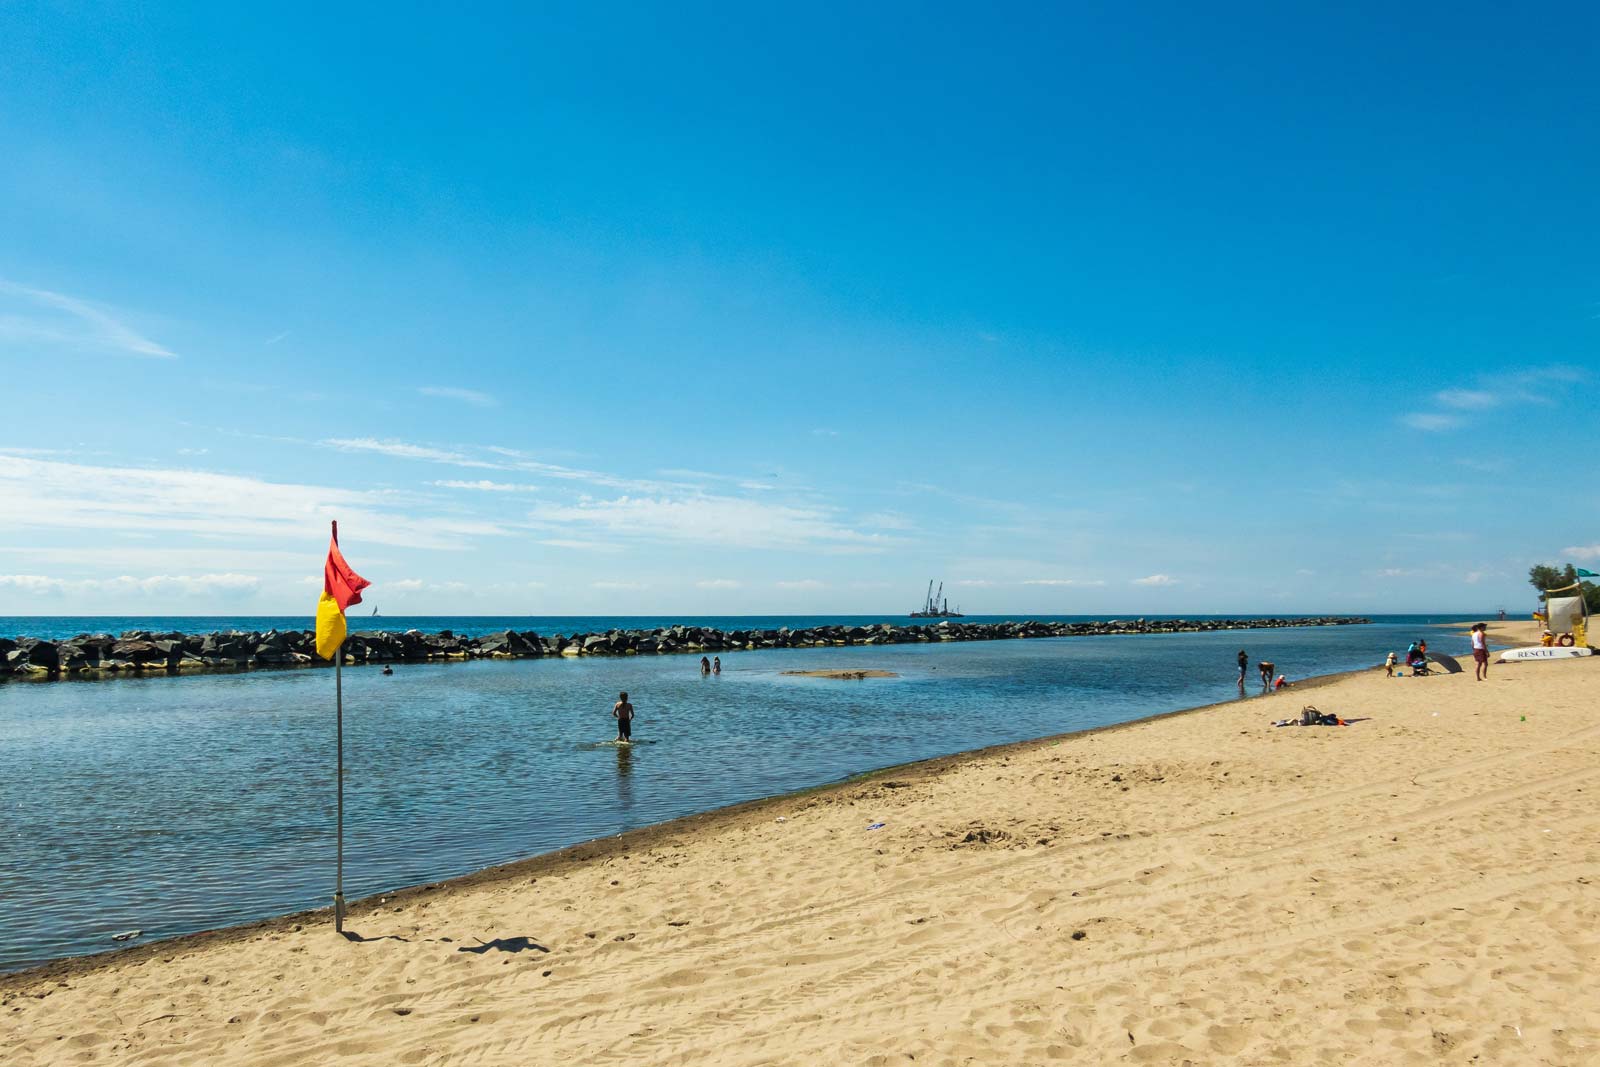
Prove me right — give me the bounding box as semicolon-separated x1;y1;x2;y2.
612;691;634;742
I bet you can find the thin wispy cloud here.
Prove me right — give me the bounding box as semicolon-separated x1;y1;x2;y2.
1435;389;1496;410
1562;544;1600;560
1023;578;1105;587
528;494;891;552
264;330;292;346
1132;574;1179;586
418;385;497;407
0;453;511;550
1405;365;1586;431
695;579;741;589
657;468;785;493
859;511;916;531
0;279;176;359
0;572;261;597
592;579;647;590
776;579;824;589
430;479;541;492
388;578;472;594
538;538;623;552
1400;413;1462;432
320;437;503;469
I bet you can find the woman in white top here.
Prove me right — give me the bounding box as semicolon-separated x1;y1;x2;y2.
1470;623;1489;681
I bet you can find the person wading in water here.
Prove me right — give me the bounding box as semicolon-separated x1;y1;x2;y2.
612;691;635;742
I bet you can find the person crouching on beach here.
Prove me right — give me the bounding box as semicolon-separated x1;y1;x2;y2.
613;691;634;742
1258;660;1275;690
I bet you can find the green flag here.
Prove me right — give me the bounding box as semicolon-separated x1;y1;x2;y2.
1577;568;1599;579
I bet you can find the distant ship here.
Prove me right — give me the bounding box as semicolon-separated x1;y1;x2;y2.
909;580;964;618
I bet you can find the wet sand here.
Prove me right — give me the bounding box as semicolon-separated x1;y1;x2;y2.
5;619;1598;1065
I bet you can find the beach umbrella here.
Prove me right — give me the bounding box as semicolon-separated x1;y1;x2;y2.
1427;652;1463;674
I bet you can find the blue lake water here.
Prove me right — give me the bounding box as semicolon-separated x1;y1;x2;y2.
0;615;1480;973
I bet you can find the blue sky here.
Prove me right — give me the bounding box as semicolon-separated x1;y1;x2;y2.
1;2;1596;616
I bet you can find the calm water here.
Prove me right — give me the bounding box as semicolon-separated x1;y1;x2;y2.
0;615;1479;973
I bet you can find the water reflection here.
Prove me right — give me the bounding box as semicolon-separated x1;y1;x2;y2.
614;741;634;810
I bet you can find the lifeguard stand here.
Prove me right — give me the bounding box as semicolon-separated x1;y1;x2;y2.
1543;583;1589;647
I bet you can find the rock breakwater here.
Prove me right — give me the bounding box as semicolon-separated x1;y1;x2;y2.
1;617;1370;682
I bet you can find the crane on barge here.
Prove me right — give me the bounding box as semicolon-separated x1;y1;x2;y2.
909;580;964;618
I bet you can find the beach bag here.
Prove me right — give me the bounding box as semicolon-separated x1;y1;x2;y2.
1300;705;1319;727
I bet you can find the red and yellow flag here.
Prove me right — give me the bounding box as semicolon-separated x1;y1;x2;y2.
315;521;371;660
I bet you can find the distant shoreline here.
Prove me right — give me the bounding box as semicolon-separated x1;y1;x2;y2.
2;616;1371;683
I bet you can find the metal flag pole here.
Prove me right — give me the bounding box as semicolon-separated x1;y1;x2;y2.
335;645;345;933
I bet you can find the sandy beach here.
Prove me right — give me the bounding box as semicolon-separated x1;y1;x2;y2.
4;619;1597;1066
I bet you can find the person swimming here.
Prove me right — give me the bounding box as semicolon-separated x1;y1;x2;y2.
699;656;711;675
712;656;721;675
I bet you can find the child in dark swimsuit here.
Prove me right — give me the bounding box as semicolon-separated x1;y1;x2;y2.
612;691;634;742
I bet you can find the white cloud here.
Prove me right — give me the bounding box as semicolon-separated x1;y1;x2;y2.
321;441;709;495
1562;545;1600;560
1023;578;1106;587
695;579;741;589
811;428;839;437
418;386;497;408
320;438;503;468
592;580;646;590
776;579;824;589
0;454;511;550
1434;389;1496;410
956;579;995;587
1400;413;1462;432
859;511;916;531
528;494;889;552
1131;574;1179;586
0;574;66;595
0;279;176;359
0;573;261;598
430;480;540;493
537;539;622;551
0;545;315;570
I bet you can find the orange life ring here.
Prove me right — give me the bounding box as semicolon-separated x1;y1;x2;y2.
1557;633;1576;647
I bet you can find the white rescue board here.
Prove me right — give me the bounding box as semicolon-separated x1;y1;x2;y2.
1497;645;1593;662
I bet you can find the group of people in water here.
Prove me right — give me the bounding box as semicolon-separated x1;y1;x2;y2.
1236;649;1290;692
610;655;724;742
